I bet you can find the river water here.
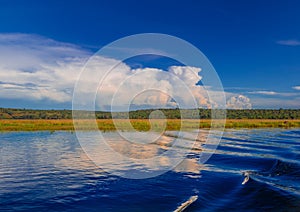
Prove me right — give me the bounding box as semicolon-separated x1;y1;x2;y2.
0;129;299;211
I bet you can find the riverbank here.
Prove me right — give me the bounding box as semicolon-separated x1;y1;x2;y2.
0;119;300;131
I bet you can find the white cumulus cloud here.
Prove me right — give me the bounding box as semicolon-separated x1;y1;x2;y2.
0;33;251;110
226;95;252;109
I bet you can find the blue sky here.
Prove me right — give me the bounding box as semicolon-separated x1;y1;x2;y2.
0;0;299;109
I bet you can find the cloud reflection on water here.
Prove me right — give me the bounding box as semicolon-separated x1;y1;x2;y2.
59;131;209;178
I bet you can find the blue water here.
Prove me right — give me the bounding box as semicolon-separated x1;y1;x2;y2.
0;129;299;211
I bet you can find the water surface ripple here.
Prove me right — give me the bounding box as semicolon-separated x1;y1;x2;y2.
0;129;299;211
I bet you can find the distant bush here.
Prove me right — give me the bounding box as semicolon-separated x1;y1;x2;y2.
0;108;300;119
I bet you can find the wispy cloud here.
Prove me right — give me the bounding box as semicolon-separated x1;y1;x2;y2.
292;86;300;90
248;90;300;97
245;89;300;108
248;91;278;95
250;97;300;109
276;39;300;46
0;33;91;103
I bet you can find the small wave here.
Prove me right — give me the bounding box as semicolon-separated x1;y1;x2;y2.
267;159;300;177
174;195;198;212
241;159;300;195
242;172;250;185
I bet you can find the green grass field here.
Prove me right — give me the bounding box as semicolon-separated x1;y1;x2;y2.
0;119;300;132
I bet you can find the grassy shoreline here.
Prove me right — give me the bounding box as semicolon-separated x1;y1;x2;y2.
0;119;300;132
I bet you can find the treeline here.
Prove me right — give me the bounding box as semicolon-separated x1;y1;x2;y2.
0;108;73;119
0;108;300;119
